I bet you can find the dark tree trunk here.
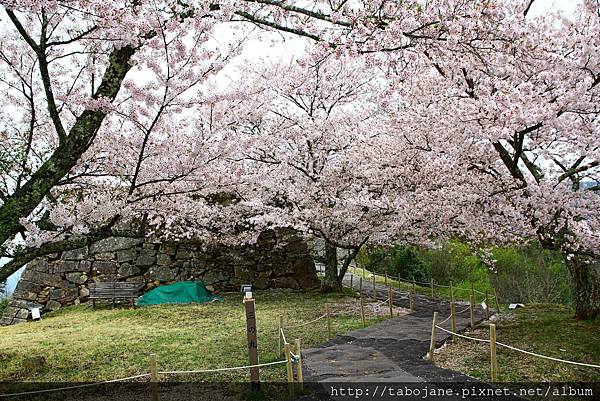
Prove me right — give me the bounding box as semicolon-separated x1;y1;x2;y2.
321;242;342;292
565;254;600;320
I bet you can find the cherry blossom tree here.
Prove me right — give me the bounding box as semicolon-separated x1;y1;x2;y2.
0;0;369;282
370;0;600;318
224;51;489;290
1;0;598;318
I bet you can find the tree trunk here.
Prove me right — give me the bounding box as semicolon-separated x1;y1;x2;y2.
337;243;365;285
321;242;341;292
565;254;600;320
0;45;135;249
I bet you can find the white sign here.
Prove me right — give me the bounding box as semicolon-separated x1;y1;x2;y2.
481;301;488;310
30;308;41;320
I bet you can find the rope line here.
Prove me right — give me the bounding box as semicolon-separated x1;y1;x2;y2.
457;305;472;314
434;324;600;369
284;314;327;329
438;314;452;325
495;342;600;369
353;271;496;299
279;327;288;345
158;360;287;375
0;373;152;398
435;325;491;343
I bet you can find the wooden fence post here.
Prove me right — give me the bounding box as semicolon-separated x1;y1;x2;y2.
350;274;353;290
278;315;283;358
294;338;303;391
150;353;158;401
450;301;457;341
409;289;414;312
493;287;501;315
244;297;260;391
430;278;434;298
398;274;401;291
470;283;475;329
450;281;454;303
428;312;438;362
372;273;376;297
385;272;388;287
412;279;416;295
284;343;295;398
326;304;332;340
490;324;498;382
359;278;366;327
388;285;393;318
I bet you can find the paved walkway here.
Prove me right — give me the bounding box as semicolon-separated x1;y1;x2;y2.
299;273;521;400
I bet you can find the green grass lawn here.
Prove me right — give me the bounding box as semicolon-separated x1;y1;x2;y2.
0;289;385;383
435;304;600;383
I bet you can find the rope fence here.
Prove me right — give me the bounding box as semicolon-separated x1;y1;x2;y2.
359;269;497;299
158;360;288;375
283;313;327;329
344;267;600;379
0;373;152;398
3;266;594;398
427;308;600;383
0;359;291;399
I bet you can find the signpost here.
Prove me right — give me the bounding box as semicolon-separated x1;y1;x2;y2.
242;285;260;392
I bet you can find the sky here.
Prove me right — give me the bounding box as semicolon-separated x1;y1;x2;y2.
0;0;584;296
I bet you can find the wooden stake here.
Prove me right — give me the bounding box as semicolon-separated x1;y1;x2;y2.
294;339;303;390
385;272;388;287
412;279;416;295
493;287;501;315
372;273;376;297
409;289;414;312
326;304;332;340
398;274;401;290
350;274;353;290
428;311;438;362
359;278;366;328
430;278;435;298
244;297;260;390
490;324;498;382
284;343;295;398
470;285;475;329
150;354;158;401
450;301;457;341
450;281;454;304
278;315;283;358
388;285;393;318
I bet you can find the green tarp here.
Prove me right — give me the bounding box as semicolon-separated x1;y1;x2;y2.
136;281;222;306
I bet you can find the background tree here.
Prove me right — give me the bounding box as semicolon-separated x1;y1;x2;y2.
372;0;600;318
0;0;371;281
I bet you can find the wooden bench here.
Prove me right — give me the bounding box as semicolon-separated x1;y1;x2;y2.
89;282;140;308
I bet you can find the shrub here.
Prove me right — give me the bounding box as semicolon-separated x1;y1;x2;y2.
0;297;8;316
357;239;572;306
357;245;428;282
490;244;571;305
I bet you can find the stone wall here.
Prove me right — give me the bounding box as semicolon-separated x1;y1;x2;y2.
1;230;319;325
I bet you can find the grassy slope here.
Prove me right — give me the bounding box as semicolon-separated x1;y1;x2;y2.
435;304;600;383
0;290;385;382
